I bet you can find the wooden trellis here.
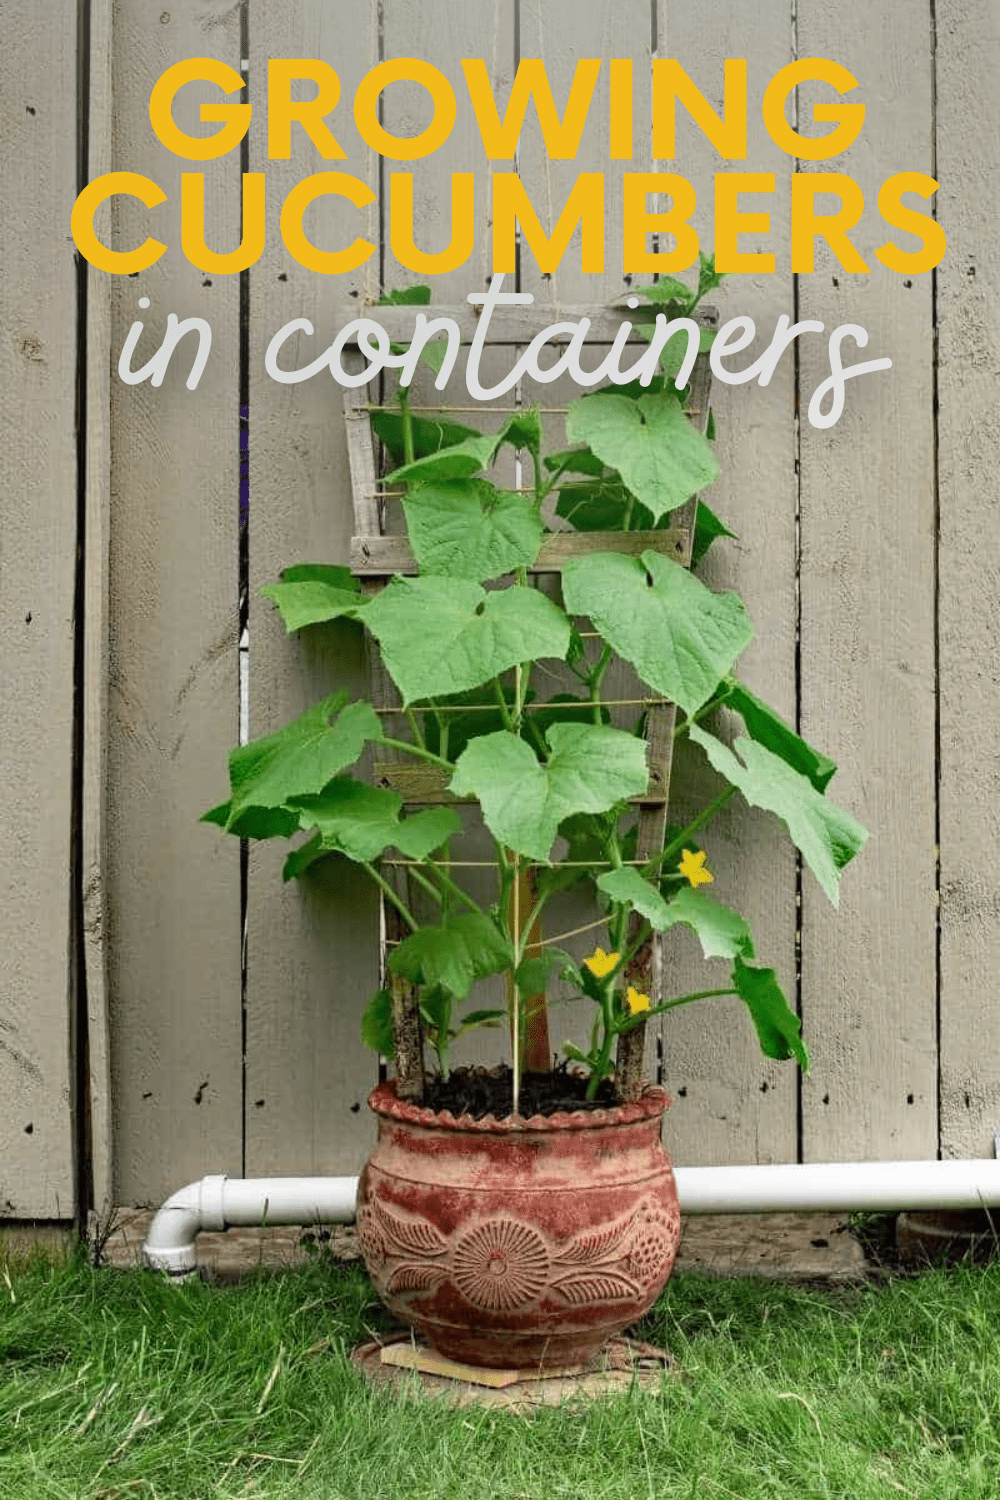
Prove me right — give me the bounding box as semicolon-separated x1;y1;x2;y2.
343;302;716;1104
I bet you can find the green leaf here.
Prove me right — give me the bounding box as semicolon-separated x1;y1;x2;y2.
555;475;642;532
386;430;501;486
370;408;481;466
378;285;431;306
597;869;756;962
630;277;697;311
497;406;542;454
515;947;575;997
732;955;808;1070
566;393;719;522
661;886;756;961
562;550;754;716
402;478;543;581
389;913;512;1000
543;445;605;477
361;989;395;1056
417;337;449;377
726;679;837;793
689;725;868;906
288;779;461;864
364;576;570;705
455;1006;507;1032
260;565;365;633
202;798;300;841
697;252;727;300
450;722;649;863
691;501;737;568
225;694;382;828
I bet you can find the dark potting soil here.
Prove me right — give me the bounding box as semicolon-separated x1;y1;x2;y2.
421;1063;619;1120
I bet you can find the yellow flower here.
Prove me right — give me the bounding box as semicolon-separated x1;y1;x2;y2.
625;986;650;1015
679;848;713;888
583;946;620;979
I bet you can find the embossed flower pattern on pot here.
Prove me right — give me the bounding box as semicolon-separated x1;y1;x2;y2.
451;1219;551;1311
624;1207;677;1285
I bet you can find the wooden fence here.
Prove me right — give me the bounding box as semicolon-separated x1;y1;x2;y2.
2;0;998;1221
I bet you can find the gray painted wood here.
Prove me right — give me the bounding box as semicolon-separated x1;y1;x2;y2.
796;1;938;1160
936;0;1000;1158
106;1;243;1204
82;0;115;1218
0;0;79;1218
245;2;382;1175
643;0;800;1167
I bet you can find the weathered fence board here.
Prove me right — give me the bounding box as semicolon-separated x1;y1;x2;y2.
0;0;80;1218
796;0;938;1161
936;0;1000;1158
105;0;243;1205
245;0;381;1176
646;0;800;1167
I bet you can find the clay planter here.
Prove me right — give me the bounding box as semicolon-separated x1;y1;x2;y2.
356;1077;680;1370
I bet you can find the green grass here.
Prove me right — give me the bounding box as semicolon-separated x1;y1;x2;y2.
2;1244;1000;1499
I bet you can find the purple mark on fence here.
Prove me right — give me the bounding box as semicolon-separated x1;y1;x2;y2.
239;404;249;528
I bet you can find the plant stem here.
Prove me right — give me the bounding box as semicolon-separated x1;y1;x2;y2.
360;863;417;931
492;679;514;732
588;643;613;726
422;859;484;916
644;785;738;876
618;988;738;1030
404;705;426;750
378;736;455;773
398;386;415;466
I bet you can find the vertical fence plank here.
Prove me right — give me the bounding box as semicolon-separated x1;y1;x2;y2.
245;2;381;1175
796;4;938;1160
106;1;243;1203
83;0;115;1217
636;1;800;1166
378;0;515;1076
0;0;79;1219
937;0;1000;1158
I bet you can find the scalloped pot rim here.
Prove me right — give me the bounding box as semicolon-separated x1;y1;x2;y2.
367;1076;672;1134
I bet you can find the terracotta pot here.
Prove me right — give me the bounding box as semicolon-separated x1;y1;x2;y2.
356;1076;680;1370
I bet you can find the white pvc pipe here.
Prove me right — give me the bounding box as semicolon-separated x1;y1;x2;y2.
141;1175;359;1275
141;1159;1000;1276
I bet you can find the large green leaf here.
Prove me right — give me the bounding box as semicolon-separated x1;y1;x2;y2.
450;722;649;863
566;391;718;520
562;550;754;716
388;913;512;1000
725;679;837;793
732;955;808;1070
364;576;570;704
596;868;755;961
370;408;481;466
223;694;382;829
402;478;543;581
260;564;365;634
201;799;299;841
386;430;501;485
689;725;867;907
285;780;461;872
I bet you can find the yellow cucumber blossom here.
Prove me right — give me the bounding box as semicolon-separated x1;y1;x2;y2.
583;946;620;979
679;848;713;888
625;986;650;1015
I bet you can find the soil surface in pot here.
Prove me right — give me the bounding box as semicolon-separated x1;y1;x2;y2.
421;1063;619;1120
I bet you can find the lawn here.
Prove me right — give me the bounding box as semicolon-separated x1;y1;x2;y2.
1;1239;997;1500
